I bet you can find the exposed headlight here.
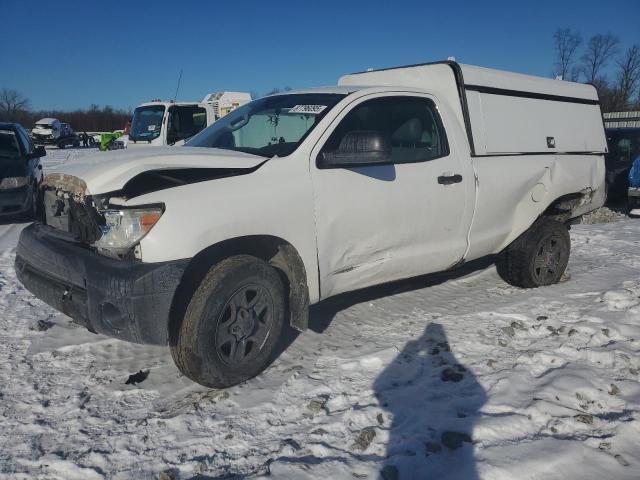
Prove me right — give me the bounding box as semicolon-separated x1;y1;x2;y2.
93;206;163;253
0;177;29;189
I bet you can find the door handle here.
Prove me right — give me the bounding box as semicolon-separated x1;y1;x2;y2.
437;174;463;185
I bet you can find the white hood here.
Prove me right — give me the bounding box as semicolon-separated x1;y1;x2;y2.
44;146;267;194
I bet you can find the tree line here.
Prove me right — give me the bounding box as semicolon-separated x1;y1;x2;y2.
553;28;640;112
0;89;131;132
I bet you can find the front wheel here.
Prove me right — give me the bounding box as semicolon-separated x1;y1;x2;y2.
171;255;286;388
496;219;570;288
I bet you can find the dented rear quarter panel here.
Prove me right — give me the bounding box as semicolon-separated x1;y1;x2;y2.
465;153;605;259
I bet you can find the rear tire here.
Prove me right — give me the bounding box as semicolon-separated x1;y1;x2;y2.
171;255;286;388
496;219;570;288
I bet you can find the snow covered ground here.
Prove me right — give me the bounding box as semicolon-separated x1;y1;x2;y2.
1;148;639;479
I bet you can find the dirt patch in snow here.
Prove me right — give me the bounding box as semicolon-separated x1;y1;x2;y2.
580;205;628;224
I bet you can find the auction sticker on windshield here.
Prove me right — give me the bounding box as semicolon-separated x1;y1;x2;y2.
289;105;327;114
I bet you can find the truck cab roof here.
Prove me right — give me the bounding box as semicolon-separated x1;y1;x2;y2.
136;101;204;108
269;86;364;96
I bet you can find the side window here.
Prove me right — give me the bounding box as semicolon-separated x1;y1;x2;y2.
321;96;449;164
168;106;208;143
16;128;33;157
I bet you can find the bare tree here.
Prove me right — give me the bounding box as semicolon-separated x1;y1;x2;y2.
0;88;30;122
264;86;292;96
615;45;640;109
553;28;582;80
581;33;619;84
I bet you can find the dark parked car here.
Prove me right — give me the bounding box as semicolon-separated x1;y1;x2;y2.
57;133;81;149
0;122;46;219
605;128;640;201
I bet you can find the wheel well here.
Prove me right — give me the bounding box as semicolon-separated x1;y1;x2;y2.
168;235;310;345
542;190;593;222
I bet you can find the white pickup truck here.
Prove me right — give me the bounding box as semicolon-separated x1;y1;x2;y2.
15;61;606;387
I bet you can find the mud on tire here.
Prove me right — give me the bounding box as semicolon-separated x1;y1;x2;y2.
496;219;570;288
171;255;286;388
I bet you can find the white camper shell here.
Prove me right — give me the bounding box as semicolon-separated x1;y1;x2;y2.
339;62;607;156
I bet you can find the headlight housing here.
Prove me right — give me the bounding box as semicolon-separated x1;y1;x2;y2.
93;206;163;254
0;177;29;189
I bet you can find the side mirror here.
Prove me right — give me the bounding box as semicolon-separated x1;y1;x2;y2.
34;146;46;158
319;131;392;169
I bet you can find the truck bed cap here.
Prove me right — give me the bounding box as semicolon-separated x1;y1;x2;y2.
339;61;605;156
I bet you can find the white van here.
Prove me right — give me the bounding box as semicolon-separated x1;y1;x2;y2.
17;61;606;388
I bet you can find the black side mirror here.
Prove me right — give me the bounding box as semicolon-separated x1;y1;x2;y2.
34;146;46;158
319;130;392;169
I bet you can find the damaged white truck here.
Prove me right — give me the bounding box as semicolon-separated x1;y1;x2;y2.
15;62;607;387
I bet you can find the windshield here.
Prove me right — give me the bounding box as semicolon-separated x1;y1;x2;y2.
130;105;165;142
187;93;345;157
0;130;22;164
35;124;52;130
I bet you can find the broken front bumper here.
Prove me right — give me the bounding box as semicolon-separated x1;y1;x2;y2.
15;223;188;345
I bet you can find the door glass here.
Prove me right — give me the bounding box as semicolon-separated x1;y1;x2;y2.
322;96;449;164
0;130;23;165
167;105;208;144
16;128;33;156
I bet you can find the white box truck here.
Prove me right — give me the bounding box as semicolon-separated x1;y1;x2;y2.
121;92;251;148
16;61;606;388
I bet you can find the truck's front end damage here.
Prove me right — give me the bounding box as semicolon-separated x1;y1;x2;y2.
14;173;186;345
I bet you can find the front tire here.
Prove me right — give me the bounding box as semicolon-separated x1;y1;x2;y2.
496;219;570;288
171;255;286;388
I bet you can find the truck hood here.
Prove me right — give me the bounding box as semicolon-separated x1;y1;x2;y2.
44;146;268;195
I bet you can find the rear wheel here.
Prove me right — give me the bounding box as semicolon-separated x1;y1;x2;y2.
496;219;570;288
171;255;286;388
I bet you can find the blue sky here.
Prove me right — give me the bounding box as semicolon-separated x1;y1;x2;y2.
2;0;638;111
